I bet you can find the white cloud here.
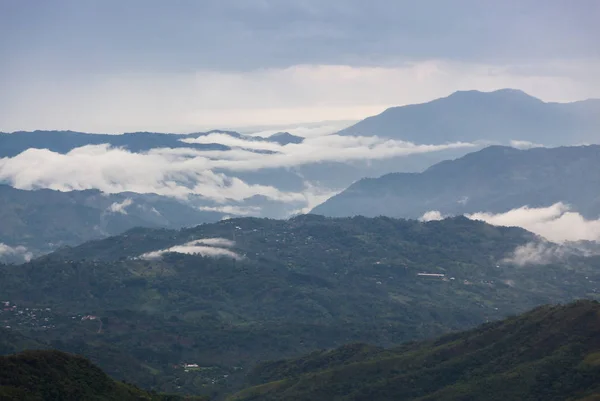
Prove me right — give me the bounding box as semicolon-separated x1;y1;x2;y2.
139;238;241;260
108;198;133;214
191;134;476;172
0;145;304;203
419;210;445;222
510;140;544;149
0;135;473;211
501;242;569;266
198;205;262;216
466;203;600;243
182;133;283;151
0;243;33;262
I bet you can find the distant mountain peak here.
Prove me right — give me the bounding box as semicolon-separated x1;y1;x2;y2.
445;88;543;103
266;132;304;145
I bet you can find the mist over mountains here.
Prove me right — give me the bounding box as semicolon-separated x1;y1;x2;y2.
1;89;599;261
313;144;600;219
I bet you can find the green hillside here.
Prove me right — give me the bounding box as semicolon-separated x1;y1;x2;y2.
0;349;207;401
1;216;599;396
229;300;600;401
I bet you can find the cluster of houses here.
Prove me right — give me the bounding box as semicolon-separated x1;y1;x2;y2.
1;301;55;330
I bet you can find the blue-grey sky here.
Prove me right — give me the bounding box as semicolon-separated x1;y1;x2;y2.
1;0;599;132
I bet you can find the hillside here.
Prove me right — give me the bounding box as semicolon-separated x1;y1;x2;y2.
1;216;599;396
338;89;600;145
0;349;206;400
0;185;224;262
312;145;600;219
229;300;600;401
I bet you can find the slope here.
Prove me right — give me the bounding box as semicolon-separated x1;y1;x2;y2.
0;185;224;262
229;300;600;401
2;216;599;396
312;145;600;219
338;89;600;145
0;349;206;400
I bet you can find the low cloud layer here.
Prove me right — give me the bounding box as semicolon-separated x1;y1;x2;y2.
419;210;445;222
0;135;473;213
108;198;134;215
420;203;600;265
0;243;33;263
501;242;566;266
139;238;241;260
466;203;600;243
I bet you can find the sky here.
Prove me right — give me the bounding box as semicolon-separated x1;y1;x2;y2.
1;0;599;133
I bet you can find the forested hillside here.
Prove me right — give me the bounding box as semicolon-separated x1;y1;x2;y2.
230;300;600;401
1;216;599;397
0;349;207;400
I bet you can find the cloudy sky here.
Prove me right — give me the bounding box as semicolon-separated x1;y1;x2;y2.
1;0;599;133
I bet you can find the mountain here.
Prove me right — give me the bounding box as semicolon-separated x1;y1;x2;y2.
0;130;232;158
312;145;600;219
338;89;600;145
0;349;206;400
0;185;224;262
1;216;599;396
229;300;600;401
263;132;304;145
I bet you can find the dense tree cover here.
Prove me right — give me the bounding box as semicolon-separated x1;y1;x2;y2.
229;300;600;401
0;349;207;400
1;216;599;397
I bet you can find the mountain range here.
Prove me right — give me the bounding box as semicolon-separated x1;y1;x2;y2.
339;89;600;145
2;89;600;261
312;145;600;219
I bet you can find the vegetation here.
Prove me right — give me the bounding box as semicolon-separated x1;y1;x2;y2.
229;300;600;401
0;349;207;400
0;184;223;262
1;216;599;397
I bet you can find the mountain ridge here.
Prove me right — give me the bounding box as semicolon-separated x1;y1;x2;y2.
229;300;600;401
312;144;600;219
338;89;600;145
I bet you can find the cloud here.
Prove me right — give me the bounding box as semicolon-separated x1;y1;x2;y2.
0;145;304;203
510;140;544;149
108;198;133;214
139;238;241;260
3;1;597;73
466;203;600;243
419;210;445;222
0;136;473;209
501;242;570;266
190;134;476;171
0;243;33;263
182;133;283;151
198;205;262;216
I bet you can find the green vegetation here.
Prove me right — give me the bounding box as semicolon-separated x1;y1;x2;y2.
229;300;600;401
1;216;599;397
0;184;223;262
0;349;207;400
